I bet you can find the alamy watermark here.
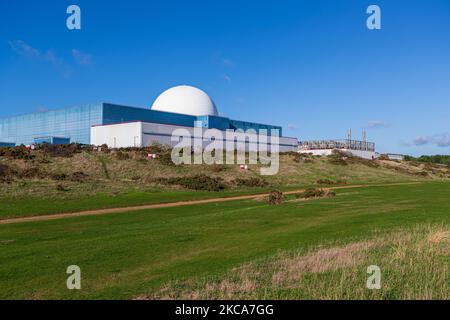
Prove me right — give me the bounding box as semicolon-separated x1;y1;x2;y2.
366;265;381;289
367;5;381;30
170;124;280;175
64;5;380;32
66;5;81;30
66;265;81;290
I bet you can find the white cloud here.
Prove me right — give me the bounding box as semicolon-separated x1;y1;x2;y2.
222;58;235;67
71;49;92;65
222;74;232;83
9;40;73;77
435;133;450;147
9;40;40;58
413;136;430;146
413;133;450;147
367;120;390;129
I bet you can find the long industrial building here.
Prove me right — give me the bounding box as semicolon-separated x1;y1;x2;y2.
0;85;299;152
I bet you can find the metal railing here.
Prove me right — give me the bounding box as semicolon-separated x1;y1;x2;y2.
299;139;375;152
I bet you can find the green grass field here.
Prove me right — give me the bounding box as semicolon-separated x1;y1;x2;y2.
0;188;273;220
0;181;448;299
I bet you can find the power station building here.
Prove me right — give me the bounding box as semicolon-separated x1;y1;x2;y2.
298;129;377;160
0;85;299;152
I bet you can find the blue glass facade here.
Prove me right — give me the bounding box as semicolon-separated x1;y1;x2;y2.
0;104;103;145
195;115;281;135
0;142;16;147
0;102;283;145
102;103;197;127
34;136;71;145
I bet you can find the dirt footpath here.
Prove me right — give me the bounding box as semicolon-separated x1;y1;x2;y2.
0;182;421;225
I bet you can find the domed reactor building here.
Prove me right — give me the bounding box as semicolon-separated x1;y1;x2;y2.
0;85;298;151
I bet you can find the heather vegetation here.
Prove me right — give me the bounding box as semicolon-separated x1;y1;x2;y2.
404;154;450;165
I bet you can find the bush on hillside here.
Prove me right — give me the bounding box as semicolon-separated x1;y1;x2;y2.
297;188;336;199
51;173;68;181
99;144;110;153
158;150;178;166
114;151;130;160
36;143;82;158
405;155;450;166
0;146;34;160
211;164;228;172
285;151;314;163
56;184;70;192
327;150;352;165
267;190;284;205
233;177;268;188
378;154;390;160
316;178;335;185
158;175;227;191
347;157;379;168
414;171;429;177
19;166;41;178
0;163;15;182
70;171;89;182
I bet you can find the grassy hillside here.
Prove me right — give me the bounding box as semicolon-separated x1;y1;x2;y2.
0;182;448;299
1;146;449;218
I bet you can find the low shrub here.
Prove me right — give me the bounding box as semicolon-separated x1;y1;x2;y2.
19;167;41;178
414;171;429;177
284;152;302;163
412;155;450;165
70;171;89;182
159;175;227;191
211;164;228;172
158;150;178;166
297;188;336;199
99;144;110;153
348;157;379;168
286;152;313;163
36;143;82;158
233;177;268;188
316;179;335;185
38;157;52;164
301;188;325;198
0;146;34;160
328;151;348;166
51;173;68;181
267;190;284;205
114;151;130;160
316;179;347;185
56;184;70;192
0;164;15;182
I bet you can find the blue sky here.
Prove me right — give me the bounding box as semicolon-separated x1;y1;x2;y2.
1;0;449;155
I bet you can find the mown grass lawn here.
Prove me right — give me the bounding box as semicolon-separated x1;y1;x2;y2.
0;182;449;299
0;188;276;220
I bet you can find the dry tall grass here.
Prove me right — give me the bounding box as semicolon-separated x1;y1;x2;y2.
140;224;449;300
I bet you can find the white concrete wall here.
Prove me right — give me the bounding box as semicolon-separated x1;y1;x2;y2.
299;149;334;157
90;122;142;148
347;149;377;160
386;154;404;161
299;148;377;160
91;121;298;152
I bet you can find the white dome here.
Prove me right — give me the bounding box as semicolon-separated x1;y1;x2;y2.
151;85;218;116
